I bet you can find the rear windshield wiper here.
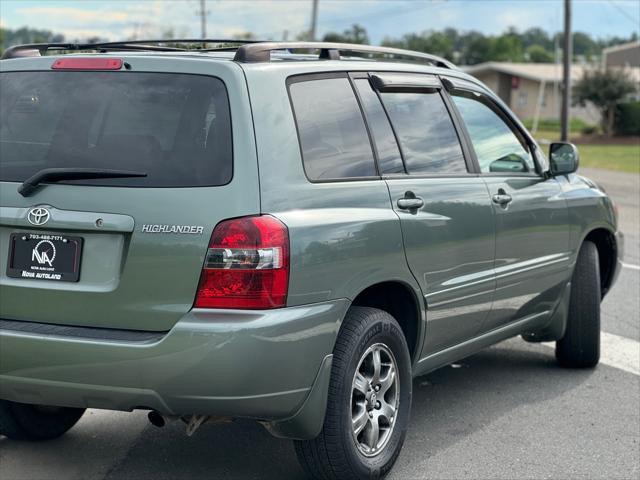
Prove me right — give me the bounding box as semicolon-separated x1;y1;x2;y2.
18;168;148;197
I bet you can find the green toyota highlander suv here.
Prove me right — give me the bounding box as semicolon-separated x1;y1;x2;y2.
0;41;623;479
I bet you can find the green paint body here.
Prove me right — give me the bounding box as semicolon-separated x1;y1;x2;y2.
0;54;622;439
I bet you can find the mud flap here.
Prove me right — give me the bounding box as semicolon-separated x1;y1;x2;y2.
262;354;333;440
522;281;571;343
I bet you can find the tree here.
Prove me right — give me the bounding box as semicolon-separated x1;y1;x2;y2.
380;27;638;66
322;24;369;44
573;68;638;136
572;31;599;61
527;44;554;63
232;31;256;41
86;36;106;44
423;31;454;59
11;26;58;44
489;28;524;62
0;26;65;55
382;30;454;60
460;31;492;64
521;27;552;51
599;31;638;50
295;30;313;41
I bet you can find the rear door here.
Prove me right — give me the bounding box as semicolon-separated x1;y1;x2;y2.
352;73;496;354
0;56;259;331
445;80;570;328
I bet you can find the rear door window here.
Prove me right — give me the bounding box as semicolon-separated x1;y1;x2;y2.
352;78;404;174
289;76;377;181
379;90;467;174
0;72;232;187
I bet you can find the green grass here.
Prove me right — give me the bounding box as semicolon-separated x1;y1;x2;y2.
576;144;640;174
531;128;639;174
533;129;562;142
523;118;592;132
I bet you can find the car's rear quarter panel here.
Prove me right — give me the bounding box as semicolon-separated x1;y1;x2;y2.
243;64;423;311
0;56;349;424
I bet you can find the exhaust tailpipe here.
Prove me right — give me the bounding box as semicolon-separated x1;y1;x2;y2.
148;411;178;428
147;411;231;434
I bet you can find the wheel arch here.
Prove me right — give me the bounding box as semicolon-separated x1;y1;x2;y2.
350;280;424;363
581;227;618;297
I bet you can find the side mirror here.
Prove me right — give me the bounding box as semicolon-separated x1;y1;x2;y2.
489;154;528;173
549;142;579;176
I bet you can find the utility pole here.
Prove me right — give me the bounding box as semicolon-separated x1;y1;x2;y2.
310;0;319;41
197;0;208;39
554;33;560;117
561;0;572;142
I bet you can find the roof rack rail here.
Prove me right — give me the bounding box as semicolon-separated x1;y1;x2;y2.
233;42;456;69
2;40;457;69
1;39;262;60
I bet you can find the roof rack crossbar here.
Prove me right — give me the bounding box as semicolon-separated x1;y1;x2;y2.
233;42;456;69
1;39;263;60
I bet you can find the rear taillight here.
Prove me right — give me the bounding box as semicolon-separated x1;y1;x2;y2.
194;215;289;309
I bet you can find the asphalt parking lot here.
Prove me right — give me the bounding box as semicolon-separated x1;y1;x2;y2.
1;167;638;480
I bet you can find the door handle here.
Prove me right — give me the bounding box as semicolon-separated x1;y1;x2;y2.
397;192;424;210
492;189;512;206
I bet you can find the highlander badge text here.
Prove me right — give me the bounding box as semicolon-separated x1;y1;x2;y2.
141;224;204;235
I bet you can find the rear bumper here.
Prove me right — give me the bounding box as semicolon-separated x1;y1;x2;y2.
0;300;347;428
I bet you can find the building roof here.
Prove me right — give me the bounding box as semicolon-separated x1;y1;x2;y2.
463;61;640;83
602;41;640;56
602;41;639;68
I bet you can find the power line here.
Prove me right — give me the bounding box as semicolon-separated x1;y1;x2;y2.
258;1;436;40
605;0;640;27
316;2;434;29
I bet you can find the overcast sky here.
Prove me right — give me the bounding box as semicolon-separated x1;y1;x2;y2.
1;0;638;44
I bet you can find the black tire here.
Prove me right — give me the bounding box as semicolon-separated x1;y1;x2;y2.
295;307;412;480
0;400;85;441
556;241;601;368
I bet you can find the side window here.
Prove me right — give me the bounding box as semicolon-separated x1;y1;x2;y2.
353;79;404;174
289;77;376;180
379;90;467;174
451;90;535;174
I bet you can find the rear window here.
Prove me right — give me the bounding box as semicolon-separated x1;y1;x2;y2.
0;71;232;187
289;76;377;181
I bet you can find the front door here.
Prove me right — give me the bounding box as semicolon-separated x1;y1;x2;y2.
448;86;570;329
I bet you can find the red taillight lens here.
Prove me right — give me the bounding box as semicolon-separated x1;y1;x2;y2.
194;215;289;309
51;58;123;70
